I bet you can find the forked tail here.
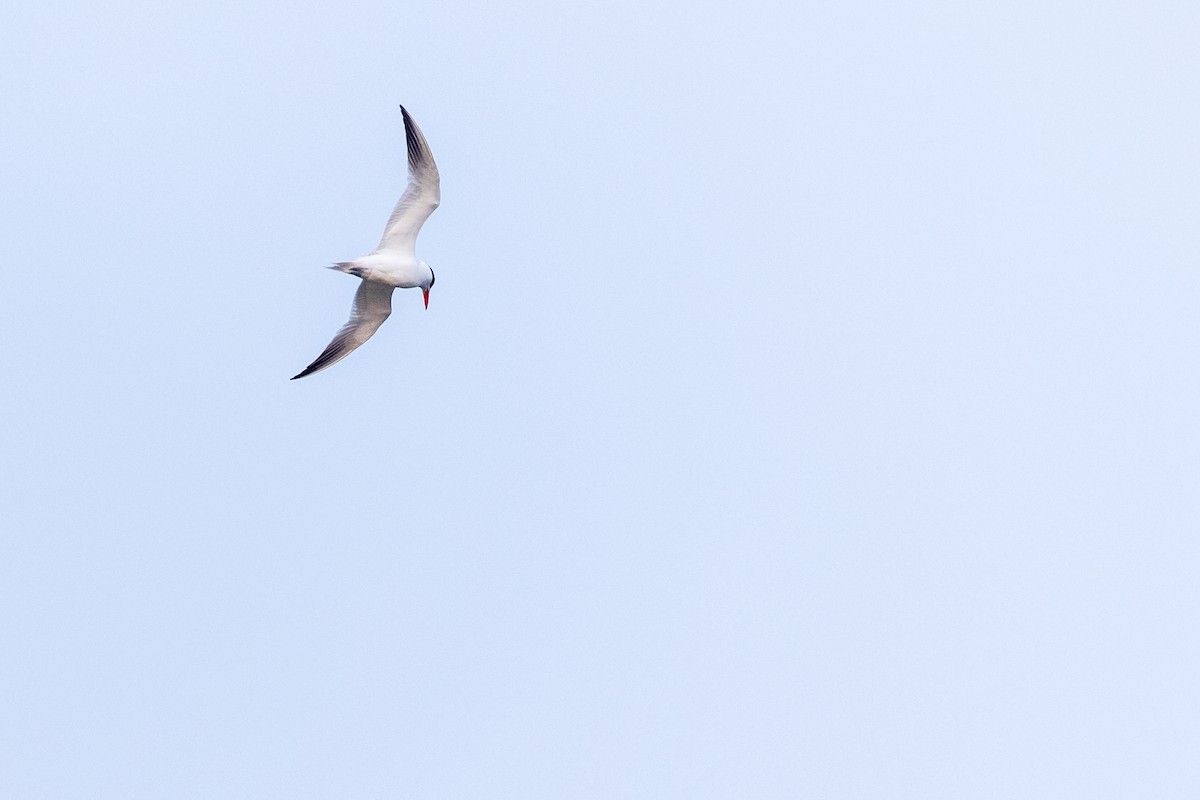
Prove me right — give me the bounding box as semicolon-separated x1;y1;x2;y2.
329;261;368;278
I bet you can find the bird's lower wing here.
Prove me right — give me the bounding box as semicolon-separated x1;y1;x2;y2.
292;280;395;379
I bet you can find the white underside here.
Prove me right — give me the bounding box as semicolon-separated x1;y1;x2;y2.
345;251;430;288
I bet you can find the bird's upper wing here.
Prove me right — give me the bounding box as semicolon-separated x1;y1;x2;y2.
373;106;441;256
291;279;395;379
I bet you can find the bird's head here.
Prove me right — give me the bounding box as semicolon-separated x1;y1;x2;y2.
421;264;435;309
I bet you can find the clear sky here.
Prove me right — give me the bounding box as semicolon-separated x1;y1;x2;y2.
2;1;1198;797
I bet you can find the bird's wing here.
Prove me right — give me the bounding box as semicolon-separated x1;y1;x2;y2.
373;106;441;256
292;280;395;379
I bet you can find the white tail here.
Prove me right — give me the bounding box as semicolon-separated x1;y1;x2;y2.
329;261;367;278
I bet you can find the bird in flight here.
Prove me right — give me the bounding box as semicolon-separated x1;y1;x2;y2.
292;105;441;380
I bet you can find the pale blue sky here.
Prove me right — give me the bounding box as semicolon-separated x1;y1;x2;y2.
2;1;1199;797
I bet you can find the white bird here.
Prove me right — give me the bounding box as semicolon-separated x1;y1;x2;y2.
292;105;441;380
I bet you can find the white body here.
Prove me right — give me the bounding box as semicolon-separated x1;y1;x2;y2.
336;251;434;289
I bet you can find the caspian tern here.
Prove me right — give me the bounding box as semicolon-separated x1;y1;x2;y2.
292;105;440;380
